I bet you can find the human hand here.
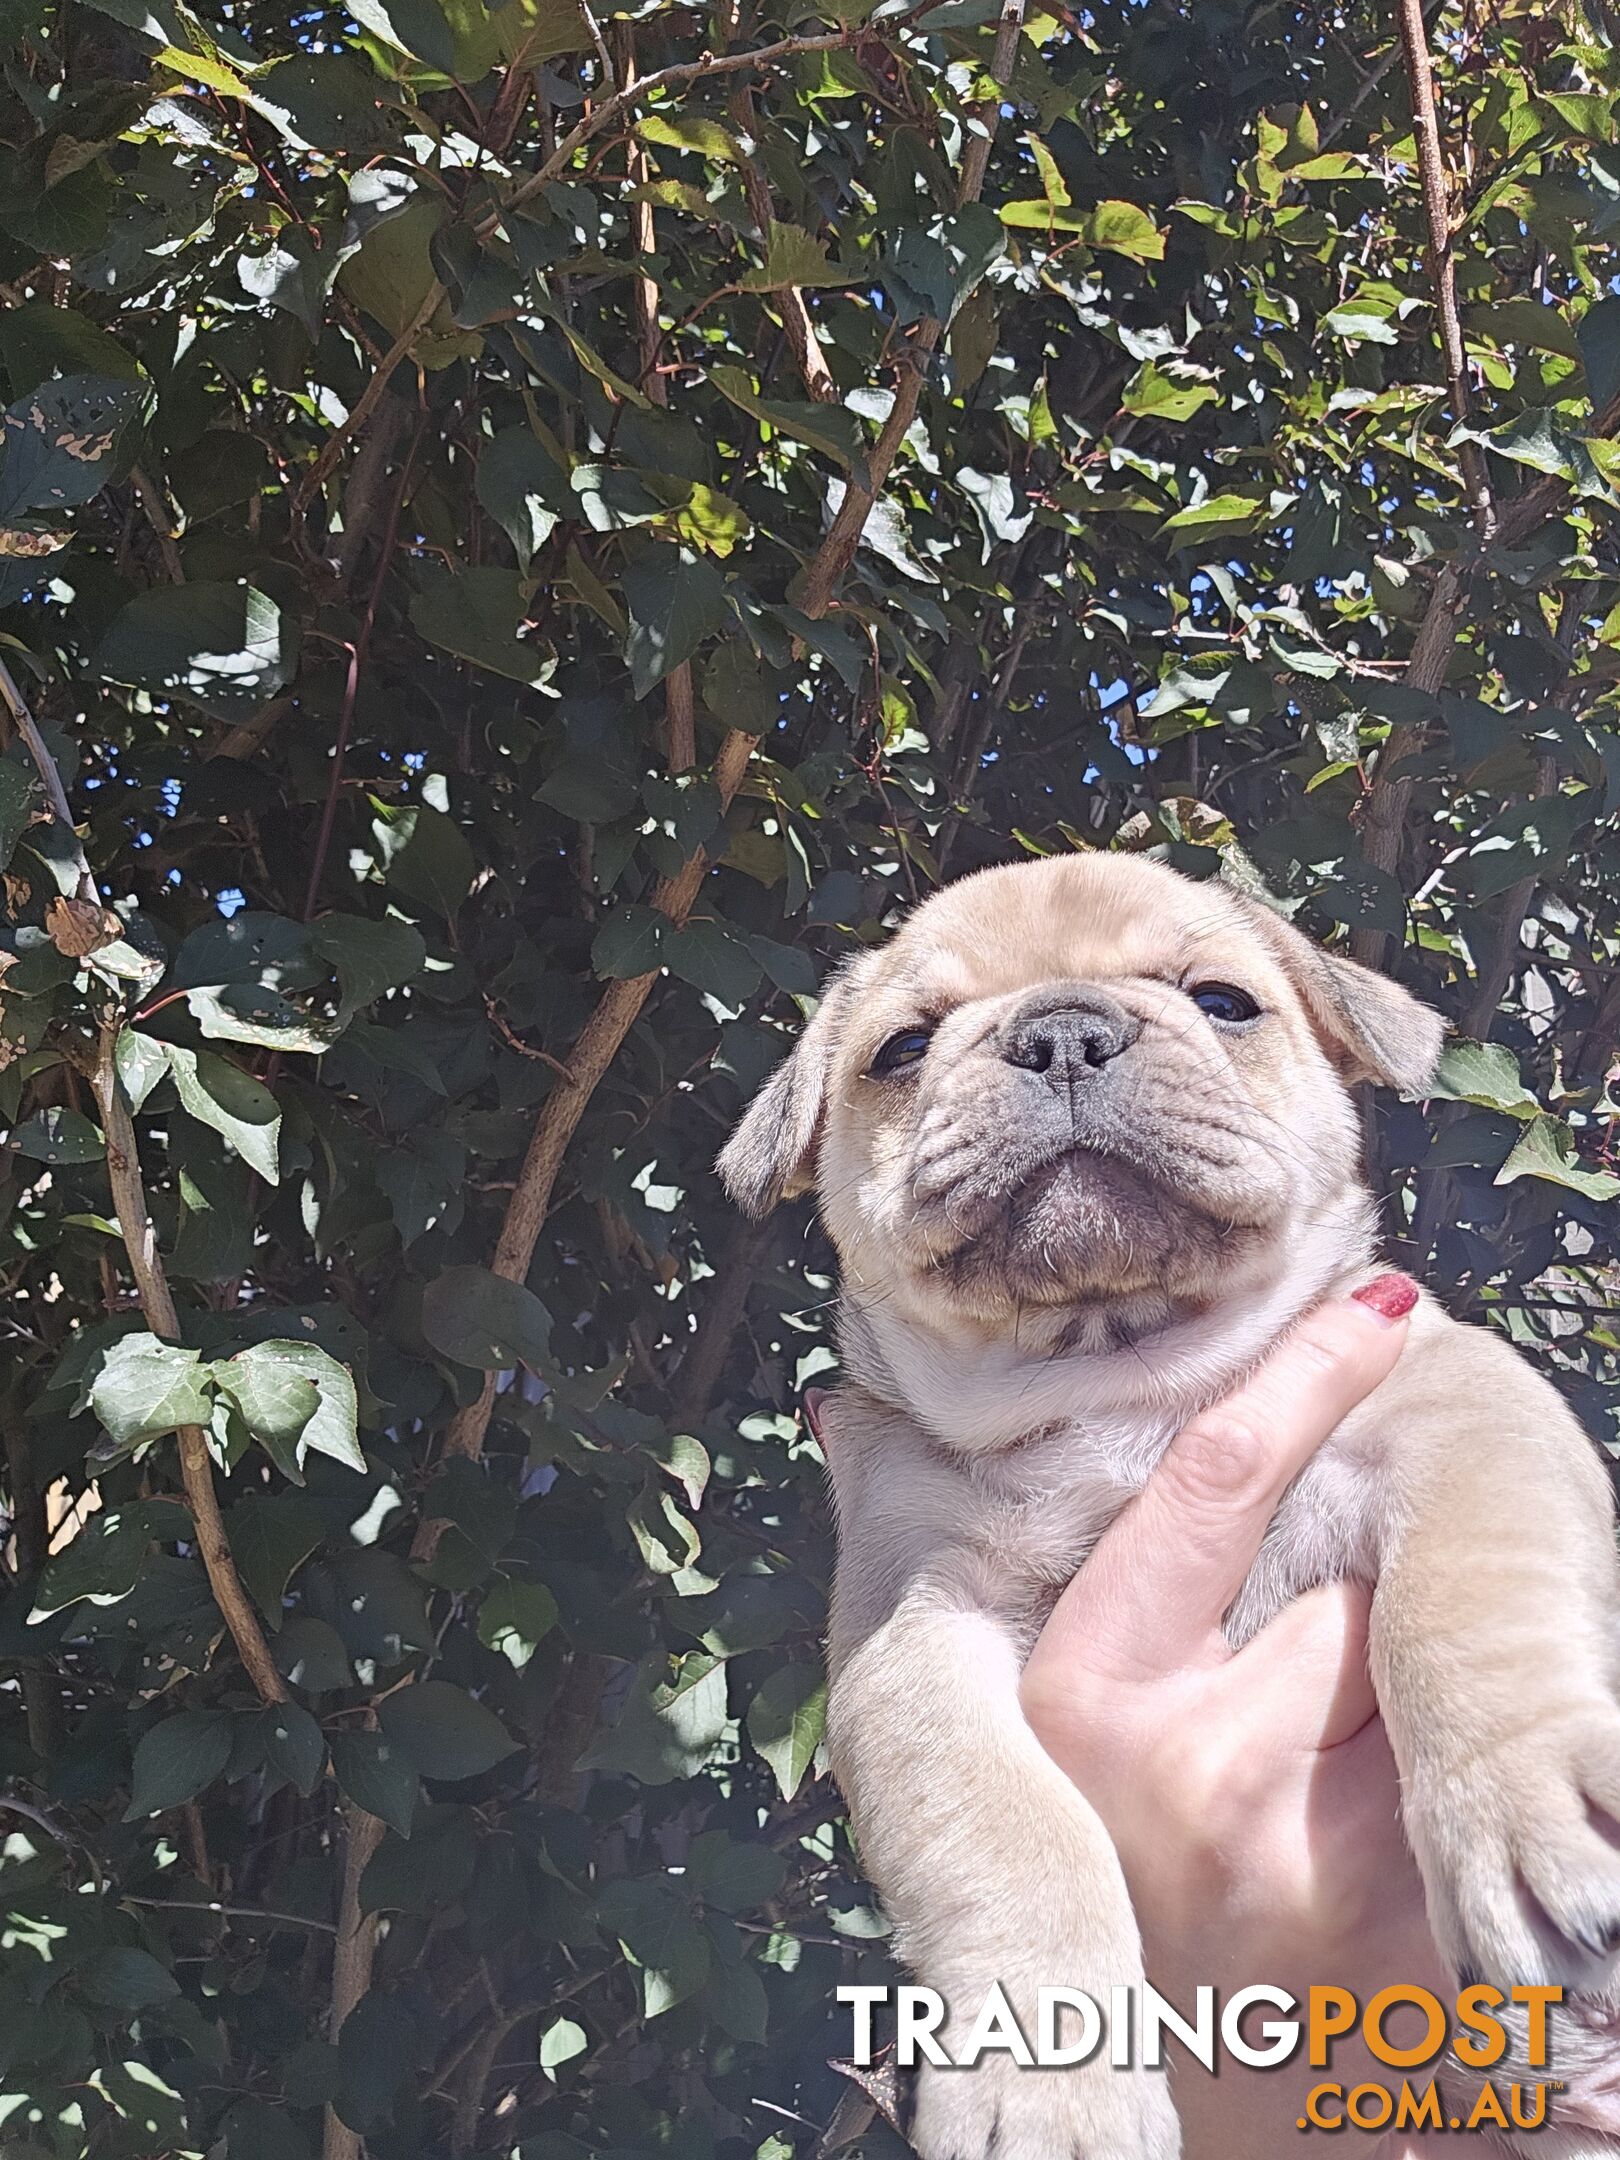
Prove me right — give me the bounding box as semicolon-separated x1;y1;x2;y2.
1019;1274;1450;2160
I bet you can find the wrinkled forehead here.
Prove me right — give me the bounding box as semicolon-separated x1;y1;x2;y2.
875;859;1265;1007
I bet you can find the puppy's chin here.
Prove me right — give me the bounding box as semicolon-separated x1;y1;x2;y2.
924;1149;1273;1315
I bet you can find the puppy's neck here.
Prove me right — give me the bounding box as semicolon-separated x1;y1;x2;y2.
837;1189;1379;1454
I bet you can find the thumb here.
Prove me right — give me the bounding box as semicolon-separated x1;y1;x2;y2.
1027;1274;1418;1687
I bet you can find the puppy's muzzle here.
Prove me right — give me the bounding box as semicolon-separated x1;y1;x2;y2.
998;987;1142;1086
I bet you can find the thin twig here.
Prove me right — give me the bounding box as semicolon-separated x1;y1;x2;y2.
0;657;96;902
302;425;421;921
129;466;185;584
125;1895;338;1934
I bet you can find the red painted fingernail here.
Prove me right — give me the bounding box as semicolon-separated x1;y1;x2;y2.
1351;1272;1420;1323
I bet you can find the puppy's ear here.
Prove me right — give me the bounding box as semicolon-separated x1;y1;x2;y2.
1239;902;1446;1096
717;954;876;1216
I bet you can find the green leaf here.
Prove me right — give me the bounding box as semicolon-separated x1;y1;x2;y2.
597;1877;712;2016
409;567;552;686
11;1105;104;1162
260;1702;326;1796
374;1133;465;1246
0;302;142;398
330;1731;418;1838
1122;361;1219;422
28;1499;185;1619
1429;1039;1537;1116
163;1042;281;1183
275;1615;354;1694
539;2014;588;2078
370;799;476;919
1495;1116;1620;1202
883;203;1005;325
666;917;760;1005
592;904;671;980
308;913;427;1023
0;752;42;870
475;426;565;571
213;1340;365;1473
686;1829;787;1914
739;222;857;291
343;0;454;67
334;1990;417;2136
0;374;143;520
1580;293;1620;409
125;1710;233;1818
95;582;297;721
999;197;1164;259
238;231;326;337
709;364;871;483
1158;491;1271;546
377;1679;518;1780
91;1334;214;1447
420;1264;552;1370
622;549;728;698
1082;199;1165;260
704;1951;768;2043
115;1027;169;1114
78;1946;181;2010
638;112;741;164
745;1664;826;1799
585;1653;729;1785
477;1577;558;1671
228;1494;327;1622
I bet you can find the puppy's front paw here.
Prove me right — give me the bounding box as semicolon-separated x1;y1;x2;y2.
1412;1706;1620;1995
909;2051;1178;2160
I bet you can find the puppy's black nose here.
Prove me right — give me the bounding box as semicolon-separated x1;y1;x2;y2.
1002;998;1139;1078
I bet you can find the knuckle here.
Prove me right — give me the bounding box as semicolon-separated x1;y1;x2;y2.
1286;1325;1355;1387
1163;1409;1274;1512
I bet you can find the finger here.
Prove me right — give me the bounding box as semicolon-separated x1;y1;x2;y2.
1222;1578;1379;1753
1026;1275;1417;1688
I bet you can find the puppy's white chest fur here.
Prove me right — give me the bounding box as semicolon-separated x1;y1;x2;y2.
828;1242;1396;1657
830;1393;1385;1657
976;1413;1383;1642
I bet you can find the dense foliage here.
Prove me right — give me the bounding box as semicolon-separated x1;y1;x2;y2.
2;0;1620;2152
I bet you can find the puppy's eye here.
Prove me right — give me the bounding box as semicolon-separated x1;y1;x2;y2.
869;1026;933;1077
1189;982;1260;1025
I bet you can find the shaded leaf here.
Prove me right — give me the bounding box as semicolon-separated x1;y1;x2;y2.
125;1710;233;1818
163;1042;281;1183
745;1664;826;1798
420;1264;552;1370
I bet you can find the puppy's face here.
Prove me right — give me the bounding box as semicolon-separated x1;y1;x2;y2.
721;856;1443;1333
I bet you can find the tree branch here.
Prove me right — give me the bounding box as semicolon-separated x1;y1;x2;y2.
298;18;930;538
319;9;1006;2092
322;1796;384;2160
2;656;286;1708
671;1214;769;1428
618;20;697;774
0;658;96;904
793;0;1026;619
1346;4;1501;970
500;29;855;223
733;87;838;405
1394;0;1493;537
90;1042;288;1705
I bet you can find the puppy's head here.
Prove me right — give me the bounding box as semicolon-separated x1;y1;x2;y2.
719;855;1443;1331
